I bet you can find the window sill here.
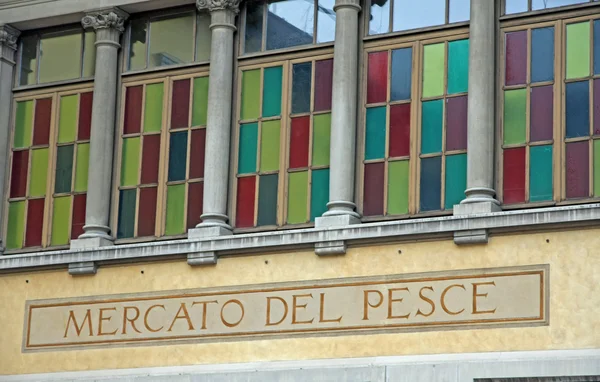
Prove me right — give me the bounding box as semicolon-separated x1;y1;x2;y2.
2;203;600;274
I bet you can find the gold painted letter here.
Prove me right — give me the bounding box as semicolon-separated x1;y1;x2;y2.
292;294;314;325
98;307;118;336
441;284;466;316
416;286;436;317
363;290;384;320
192;300;218;330
168;303;195;332
266;296;288;326
122;306;142;334
319;293;342;323
144;304;166;333
472;281;497;315
387;288;411;319
220;299;245;328
63;309;93;338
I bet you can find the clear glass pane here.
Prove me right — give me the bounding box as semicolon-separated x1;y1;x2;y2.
196;12;211;62
316;0;335;43
148;13;195;68
393;0;445;32
82;30;96;78
19;35;38;86
128;19;147;71
505;0;528;13
244;2;264;53
38;32;82;84
266;0;314;50
369;0;390;35
532;0;589;10
449;0;470;23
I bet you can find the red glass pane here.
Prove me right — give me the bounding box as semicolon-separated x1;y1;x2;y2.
187;181;204;229
33;98;52;146
363;162;384;216
25;198;44;247
10;150;29;198
140;135;161;184
137;187;157;237
505;31;527;86
530;85;553;142
236;176;256;228
189;128;206;179
78;92;93;140
71;194;86;240
446;96;468;151
171;79;191;129
503;147;526;204
314;59;333;112
594;79;600;135
124;86;143;134
566;141;589;199
289;116;310;169
367;51;388;104
389;103;411;157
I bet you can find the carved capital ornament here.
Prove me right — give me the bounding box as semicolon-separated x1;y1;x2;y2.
82;8;129;32
196;0;242;13
0;25;20;51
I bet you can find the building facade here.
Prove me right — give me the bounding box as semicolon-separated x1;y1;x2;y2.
0;0;599;380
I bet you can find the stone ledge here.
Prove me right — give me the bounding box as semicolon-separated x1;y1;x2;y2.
1;203;600;273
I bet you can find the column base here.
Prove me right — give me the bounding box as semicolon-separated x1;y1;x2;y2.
454;201;501;215
191;213;233;239
315;214;361;228
71;237;114;250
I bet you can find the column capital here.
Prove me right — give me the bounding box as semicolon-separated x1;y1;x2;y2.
0;25;20;52
82;7;129;33
196;0;242;14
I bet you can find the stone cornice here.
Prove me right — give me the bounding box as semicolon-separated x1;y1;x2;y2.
196;0;242;13
81;7;129;33
0;24;20;51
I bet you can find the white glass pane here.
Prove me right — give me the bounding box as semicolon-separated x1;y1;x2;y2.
266;0;314;50
393;0;445;32
532;0;589;10
149;13;194;68
369;0;390;35
317;0;336;43
39;32;82;84
449;0;470;23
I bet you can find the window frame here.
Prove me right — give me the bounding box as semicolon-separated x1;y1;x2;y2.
501;0;599;17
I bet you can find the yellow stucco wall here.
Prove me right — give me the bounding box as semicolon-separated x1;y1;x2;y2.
1;228;599;375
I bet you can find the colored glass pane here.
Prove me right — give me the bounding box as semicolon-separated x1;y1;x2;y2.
595;20;600;75
565;81;590;138
260;120;280;172
78;92;93;140
241;70;261;120
388;160;409;215
390;48;412;102
595;140;600;197
389;103;410;157
74;143;89;192
257;174;279;226
120;137;140;187
263;66;283;118
422;43;445;98
187;181;204;229
117;189;136;239
363;162;384;216
365;107;386;160
244;2;263;53
444;153;467;209
25;198;44;247
128;19;147;71
287;171;308;224
531;27;554;83
29;148;48;197
124;86;143;135
503;89;527;145
566;141;589;198
6;201;25;250
14;100;33;148
566;22;590;79
530;85;554;142
54;145;74;194
39;32;81;84
595;79;600;135
314;59;333;112
171;79;191;129
192;77;209;126
292;62;312;114
393;0;445;31
447;39;469;94
10;150;28;198
144;83;164;133
312;113;331;167
289;116;310;169
148;13;194;68
165;184;185;235
367;51;388;104
238;123;258;174
140;135;161;184
50;195;71;246
503;147;526;204
505;31;527;86
446;96;468;151
189;129;206;179
168;131;188;182
420;156;441;212
529;145;553;202
57;95;77;143
71;194;86;240
310;168;329;221
33;98;52;146
421;100;443;154
82;30;96;78
236;176;256;228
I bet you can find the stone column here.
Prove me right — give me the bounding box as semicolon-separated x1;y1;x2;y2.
455;0;500;215
315;0;361;228
72;8;128;249
0;25;20;254
189;0;240;239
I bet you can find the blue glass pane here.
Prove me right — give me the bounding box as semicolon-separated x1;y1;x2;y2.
292;62;312;114
531;27;554;83
168;131;188;181
420;156;441;212
390;47;412;101
566;81;590;138
594;20;600;75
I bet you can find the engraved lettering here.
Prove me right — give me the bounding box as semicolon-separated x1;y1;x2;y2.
192;300;218;329
63;309;93;338
363;290;384;320
144;304;165;333
167;303;195;332
292;294;314;325
266;296;288;326
220;299;244;328
98;307;118;336
387;287;411;319
122;306;142;334
319;293;342;323
416;286;436;317
441;284;466;315
472;281;497;315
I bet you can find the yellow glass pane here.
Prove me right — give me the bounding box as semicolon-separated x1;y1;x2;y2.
39;32;82;84
148;13;195;68
82;30;96;78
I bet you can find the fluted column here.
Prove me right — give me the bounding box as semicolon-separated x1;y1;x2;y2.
189;0;240;239
72;8;128;249
315;0;361;228
0;25;20;254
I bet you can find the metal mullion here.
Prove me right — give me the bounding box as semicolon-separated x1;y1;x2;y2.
253;67;266;227
313;0;318;44
383;48;392;215
262;3;268;52
277;62;290;226
230;66;245;227
193;13;199;62
445;0;450;25
79;30;85;79
145;20;151;71
525;27;532;202
389;0;394;34
588;19;594;197
439;41;449;211
364;158;386;164
36;34;41;85
528;0;532;12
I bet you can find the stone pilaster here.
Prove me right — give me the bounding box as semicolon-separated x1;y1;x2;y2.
71;8;128;250
0;25;20;254
188;0;240;240
315;0;362;228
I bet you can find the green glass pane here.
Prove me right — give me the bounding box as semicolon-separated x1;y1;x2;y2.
117;189;136;239
144;83;164;133
444;153;467;210
262;66;283;118
260;120;280;172
530;145;553;202
128;19;147;71
387;160;409;215
54;145;74;194
257;174;278;226
148;13;195;68
75;143;90;192
192;76;209;126
29;148;49;197
447;39;469;94
503;89;527;145
238;123;258;174
196;12;212;62
312;113;331;167
310;168;329;221
421;100;443;154
422;43;445;98
58;95;78;143
595;140;600;197
14;100;33;149
6;201;25;250
39;32;82;84
82;31;96;78
165;184;185;235
121;137;141;187
566;22;590;80
287;171;308;224
241;69;261;120
50;195;71;246
365;106;386;160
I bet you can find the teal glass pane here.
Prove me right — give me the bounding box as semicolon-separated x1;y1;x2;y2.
421;100;443;154
530;145;553;202
238;123;258;174
365;106;386;160
447;39;469;94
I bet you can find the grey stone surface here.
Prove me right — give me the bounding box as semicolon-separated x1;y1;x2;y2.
187;251;218;266
315;214;361;228
70;237;114;249
314;240;347;256
453;229;489;245
68;261;97;275
188;226;233;240
454;201;502;216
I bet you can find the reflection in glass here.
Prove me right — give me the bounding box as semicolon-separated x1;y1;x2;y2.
369;0;390;35
196;12;211;62
393;0;445;32
245;2;264;53
505;0;528;13
449;0;470;23
82;30;96;78
38;32;82;84
317;0;336;43
19;35;38;86
148;13;194;69
532;0;589;10
266;0;314;50
128;19;147;71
